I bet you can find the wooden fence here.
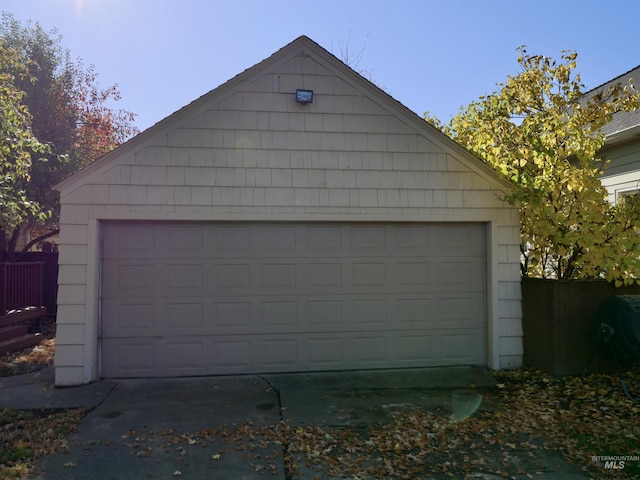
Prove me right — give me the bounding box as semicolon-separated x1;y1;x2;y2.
0;262;44;316
20;252;58;315
522;277;640;375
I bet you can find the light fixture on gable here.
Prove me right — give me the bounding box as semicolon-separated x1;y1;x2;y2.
295;89;313;104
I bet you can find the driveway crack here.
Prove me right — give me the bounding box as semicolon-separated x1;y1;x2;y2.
257;374;284;422
257;375;293;480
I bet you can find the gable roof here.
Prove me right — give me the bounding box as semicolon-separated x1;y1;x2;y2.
585;64;640;146
55;35;510;193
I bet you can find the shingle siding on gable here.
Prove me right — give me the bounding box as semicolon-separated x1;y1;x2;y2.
54;37;522;384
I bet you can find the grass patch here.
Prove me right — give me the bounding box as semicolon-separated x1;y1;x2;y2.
0;407;88;479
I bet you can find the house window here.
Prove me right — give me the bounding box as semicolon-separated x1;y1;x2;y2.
616;188;640;204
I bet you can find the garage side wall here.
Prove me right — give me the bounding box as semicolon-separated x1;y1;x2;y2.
55;47;522;385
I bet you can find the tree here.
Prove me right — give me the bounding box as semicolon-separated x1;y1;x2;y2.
426;47;640;285
0;40;49;247
334;29;385;89
0;13;138;260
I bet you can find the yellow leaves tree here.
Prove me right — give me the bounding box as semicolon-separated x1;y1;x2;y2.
427;47;640;284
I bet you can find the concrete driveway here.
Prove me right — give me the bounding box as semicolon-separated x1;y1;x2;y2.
0;366;590;479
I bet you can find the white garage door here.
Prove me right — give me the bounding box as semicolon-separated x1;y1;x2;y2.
100;222;486;378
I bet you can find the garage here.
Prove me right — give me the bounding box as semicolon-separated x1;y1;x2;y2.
100;222;486;378
53;36;521;386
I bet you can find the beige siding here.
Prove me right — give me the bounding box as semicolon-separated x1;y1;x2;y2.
54;37;521;385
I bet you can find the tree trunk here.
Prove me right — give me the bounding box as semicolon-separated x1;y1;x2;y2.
0;230;6;262
6;227;21;262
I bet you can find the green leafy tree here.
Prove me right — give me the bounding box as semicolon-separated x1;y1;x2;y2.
426;47;640;285
0;13;138;259
0;40;49;249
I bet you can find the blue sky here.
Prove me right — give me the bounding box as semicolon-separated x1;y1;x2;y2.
3;0;639;132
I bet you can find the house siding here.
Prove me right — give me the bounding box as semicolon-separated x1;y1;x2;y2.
55;37;521;385
600;140;640;202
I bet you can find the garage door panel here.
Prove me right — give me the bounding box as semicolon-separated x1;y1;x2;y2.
306;263;343;289
260;337;300;368
102;224;157;259
395;297;432;324
441;332;485;362
101;339;157;378
101;302;156;336
166;264;203;290
434;259;485;291
394;224;432;252
304;225;343;252
259;225;299;255
103;261;218;299
353;299;388;326
350;225;388;250
438;294;485;328
260;263;297;289
436;224;485;256
101;222;487;378
161;263;207;297
307;336;345;367
167;302;203;329
208;225;252;254
164;340;204;376
352;336;390;365
212;301;252;329
351;262;388;288
207;337;253;372
396;262;430;287
101;262;157;298
103;301;211;338
305;300;343;327
211;263;252;290
117;264;156;290
396;334;436;363
261;301;298;327
166;225;204;254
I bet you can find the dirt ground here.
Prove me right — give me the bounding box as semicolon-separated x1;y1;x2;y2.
0;319;56;377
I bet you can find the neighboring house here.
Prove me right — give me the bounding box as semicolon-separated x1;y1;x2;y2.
53;36;522;386
589;65;640;203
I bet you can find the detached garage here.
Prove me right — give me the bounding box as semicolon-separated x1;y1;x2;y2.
54;36;522;386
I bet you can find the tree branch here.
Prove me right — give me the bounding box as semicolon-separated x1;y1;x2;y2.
13;228;59;261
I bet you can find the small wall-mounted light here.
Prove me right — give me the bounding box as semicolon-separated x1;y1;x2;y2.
295;89;313;104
